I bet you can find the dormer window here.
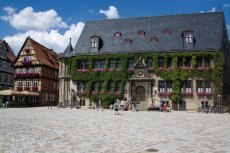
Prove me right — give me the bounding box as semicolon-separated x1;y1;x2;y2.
124;39;132;44
90;36;98;48
138;30;145;36
163;29;171;35
114;32;121;37
183;30;194;49
150;37;158;43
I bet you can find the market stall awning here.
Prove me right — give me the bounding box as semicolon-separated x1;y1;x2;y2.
0;89;39;96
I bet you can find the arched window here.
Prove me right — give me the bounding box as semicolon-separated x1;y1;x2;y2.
150;37;158;43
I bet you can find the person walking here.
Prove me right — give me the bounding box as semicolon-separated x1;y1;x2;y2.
114;102;119;115
163;103;167;112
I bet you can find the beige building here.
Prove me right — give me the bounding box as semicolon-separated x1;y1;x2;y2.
59;12;230;111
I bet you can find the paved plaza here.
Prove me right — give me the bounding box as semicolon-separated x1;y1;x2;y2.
0;107;230;153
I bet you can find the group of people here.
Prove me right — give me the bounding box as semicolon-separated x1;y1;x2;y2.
148;99;171;112
110;97;138;115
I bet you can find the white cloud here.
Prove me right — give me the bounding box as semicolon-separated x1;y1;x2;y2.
223;4;230;8
1;6;68;31
208;7;216;12
3;6;15;15
200;11;204;13
99;6;119;19
4;22;85;54
88;9;98;15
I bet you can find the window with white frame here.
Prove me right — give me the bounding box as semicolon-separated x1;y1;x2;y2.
25;79;30;87
166;81;172;92
183;30;194;49
159;81;166;92
181;81;192;92
18;79;23;86
77;82;86;91
197;80;203;92
32;79;38;87
23;56;30;62
205;81;211;93
90;37;98;48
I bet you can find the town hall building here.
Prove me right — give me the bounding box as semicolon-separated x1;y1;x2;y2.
59;12;230;111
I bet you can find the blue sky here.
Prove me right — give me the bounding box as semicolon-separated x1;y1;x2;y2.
0;0;229;54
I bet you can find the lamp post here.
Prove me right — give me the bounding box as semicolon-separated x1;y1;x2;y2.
218;94;221;113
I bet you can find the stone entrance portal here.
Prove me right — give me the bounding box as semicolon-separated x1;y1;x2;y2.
135;86;145;102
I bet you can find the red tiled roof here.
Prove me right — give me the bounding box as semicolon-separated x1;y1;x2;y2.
28;37;59;69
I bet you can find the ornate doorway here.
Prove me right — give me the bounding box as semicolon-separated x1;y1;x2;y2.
135;86;145;102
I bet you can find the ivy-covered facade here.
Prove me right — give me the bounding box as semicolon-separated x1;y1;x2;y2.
59;12;230;111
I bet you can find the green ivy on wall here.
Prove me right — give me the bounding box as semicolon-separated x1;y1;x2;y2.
62;51;224;108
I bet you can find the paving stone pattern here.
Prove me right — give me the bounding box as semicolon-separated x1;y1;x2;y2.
0;108;230;153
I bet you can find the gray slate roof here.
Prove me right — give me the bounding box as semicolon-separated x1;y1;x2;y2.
66;12;225;57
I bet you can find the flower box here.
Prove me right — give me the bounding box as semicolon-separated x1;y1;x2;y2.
24;87;30;91
205;92;213;96
146;67;154;71
197;92;205;96
91;91;98;94
108;91;113;95
76;91;88;96
32;86;38;91
76;69;89;73
158;67;166;71
196;67;209;71
166;67;173;71
92;68;105;72
21;61;32;65
158;92;172;97
99;91;104;94
17;86;23;91
179;67;193;70
115;91;121;95
181;92;193;96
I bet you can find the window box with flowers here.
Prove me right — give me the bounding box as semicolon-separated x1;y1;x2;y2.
116;68;122;72
197;92;206;96
158;92;172;97
76;91;88;96
32;86;38;91
115;91;121;96
166;67;173;71
108;68;114;72
181;92;193;96
158;67;166;71
146;67;154;72
92;68;106;72
22;60;32;65
179;67;193;70
108;91;113;95
33;73;40;77
99;91;104;95
77;69;89;73
24;87;30;91
205;92;213;96
196;67;209;71
17;86;23;91
91;91;98;95
21;73;27;78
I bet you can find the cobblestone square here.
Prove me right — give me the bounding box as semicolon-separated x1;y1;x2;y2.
0;107;230;153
